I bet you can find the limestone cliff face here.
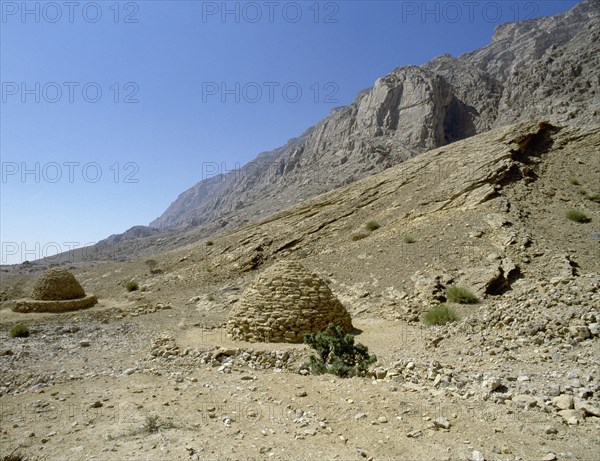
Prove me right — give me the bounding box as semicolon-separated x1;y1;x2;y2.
150;0;599;231
151;67;455;230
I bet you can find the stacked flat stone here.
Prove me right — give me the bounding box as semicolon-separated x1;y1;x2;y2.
226;261;353;343
12;268;97;313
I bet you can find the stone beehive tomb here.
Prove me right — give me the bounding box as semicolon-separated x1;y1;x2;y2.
226;261;353;343
12;268;98;313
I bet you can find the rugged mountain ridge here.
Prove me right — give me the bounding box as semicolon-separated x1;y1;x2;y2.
153;0;597;232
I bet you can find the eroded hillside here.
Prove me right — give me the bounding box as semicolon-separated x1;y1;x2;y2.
1;121;599;461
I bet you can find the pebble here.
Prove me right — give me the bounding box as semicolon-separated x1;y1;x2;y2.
434;416;451;430
513;395;537;409
374;367;387;379
482;377;502;392
558;409;580;425
552;394;573;410
574;401;600;417
470;450;485;461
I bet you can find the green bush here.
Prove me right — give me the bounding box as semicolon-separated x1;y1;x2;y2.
206;241;214;246
403;234;416;244
445;285;478;304
566;209;591;223
10;324;30;338
10;323;29;338
207;294;215;302
569;178;581;186
126;281;139;292
365;221;381;231
423;305;460;326
304;324;376;378
577;189;600;202
351;232;369;241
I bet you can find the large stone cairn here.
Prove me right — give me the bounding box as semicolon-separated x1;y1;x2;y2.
226;261;353;343
12;268;97;313
31;268;86;300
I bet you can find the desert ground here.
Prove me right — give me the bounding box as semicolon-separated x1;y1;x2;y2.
1;122;599;461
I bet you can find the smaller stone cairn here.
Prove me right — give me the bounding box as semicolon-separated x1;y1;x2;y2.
226;261;353;343
12;268;98;313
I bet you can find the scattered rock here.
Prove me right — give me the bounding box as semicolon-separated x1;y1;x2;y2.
552;394;574;410
574;401;600;417
558;409;581;425
374;367;387;379
482;377;502;392
513;395;537;409
434;416;451;430
406;430;422;438
469;450;486;461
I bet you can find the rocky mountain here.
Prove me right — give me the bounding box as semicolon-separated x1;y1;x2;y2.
99;225;162;246
150;0;599;232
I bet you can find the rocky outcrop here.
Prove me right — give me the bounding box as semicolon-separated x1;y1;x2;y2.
99;225;162;245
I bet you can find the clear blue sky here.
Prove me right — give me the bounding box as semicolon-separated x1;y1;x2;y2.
0;0;580;264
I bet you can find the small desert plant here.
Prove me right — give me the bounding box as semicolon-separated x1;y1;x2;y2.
145;259;158;270
207;294;215;302
351;232;369;241
423;304;460;326
403;234;416;244
10;324;30;338
566;209;591;223
1;448;25;461
304;323;376;378
576;188;600;202
126;281;139;292
569;177;581;185
365;221;381;231
141;414;173;433
143;415;160;433
206;241;214;246
445;285;478;304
